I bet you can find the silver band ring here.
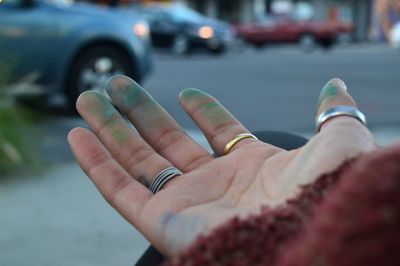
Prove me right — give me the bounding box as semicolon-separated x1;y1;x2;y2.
316;105;367;132
149;167;182;194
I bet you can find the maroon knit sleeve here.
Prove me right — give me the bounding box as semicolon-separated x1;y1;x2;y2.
277;145;400;266
166;145;400;266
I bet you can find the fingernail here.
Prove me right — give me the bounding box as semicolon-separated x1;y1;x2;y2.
337;79;347;91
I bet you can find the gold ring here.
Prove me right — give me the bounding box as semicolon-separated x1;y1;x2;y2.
224;133;258;155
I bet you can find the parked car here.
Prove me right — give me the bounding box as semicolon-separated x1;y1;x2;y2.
391;22;400;49
234;14;353;51
0;0;153;106
127;4;234;55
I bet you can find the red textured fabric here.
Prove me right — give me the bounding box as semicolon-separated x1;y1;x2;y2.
166;145;400;266
278;145;400;266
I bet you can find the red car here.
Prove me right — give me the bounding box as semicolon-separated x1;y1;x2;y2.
234;15;353;51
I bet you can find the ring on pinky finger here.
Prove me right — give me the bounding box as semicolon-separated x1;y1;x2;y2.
315;106;367;133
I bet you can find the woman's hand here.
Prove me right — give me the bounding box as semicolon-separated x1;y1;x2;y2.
68;76;375;257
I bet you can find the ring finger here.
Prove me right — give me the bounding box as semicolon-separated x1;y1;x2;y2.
179;88;280;156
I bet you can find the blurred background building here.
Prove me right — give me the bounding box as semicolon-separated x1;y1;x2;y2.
107;0;372;42
183;0;372;41
370;0;400;45
80;0;400;45
78;0;399;44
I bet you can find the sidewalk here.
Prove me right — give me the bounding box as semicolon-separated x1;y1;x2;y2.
0;128;399;266
0;163;148;266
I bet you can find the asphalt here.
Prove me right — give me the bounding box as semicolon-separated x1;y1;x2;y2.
0;130;211;266
1;45;400;266
146;44;400;132
0;164;148;266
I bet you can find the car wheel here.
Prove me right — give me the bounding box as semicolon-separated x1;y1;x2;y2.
231;36;247;53
336;33;352;45
299;34;316;52
172;34;189;55
254;42;266;50
320;40;334;51
66;45;136;107
209;43;226;55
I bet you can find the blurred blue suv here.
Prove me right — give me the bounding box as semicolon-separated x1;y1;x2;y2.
0;0;153;106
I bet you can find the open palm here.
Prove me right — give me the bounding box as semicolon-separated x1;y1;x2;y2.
68;76;375;257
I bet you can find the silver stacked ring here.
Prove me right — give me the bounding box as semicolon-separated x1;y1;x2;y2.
149;167;182;194
315;105;367;132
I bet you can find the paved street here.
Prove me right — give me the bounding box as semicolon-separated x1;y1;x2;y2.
145;45;400;133
1;45;400;266
0;164;148;266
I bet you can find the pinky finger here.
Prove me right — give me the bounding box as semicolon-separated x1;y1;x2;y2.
314;78;375;149
316;78;368;134
68;127;151;225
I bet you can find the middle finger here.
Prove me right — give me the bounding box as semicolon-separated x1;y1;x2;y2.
106;75;213;172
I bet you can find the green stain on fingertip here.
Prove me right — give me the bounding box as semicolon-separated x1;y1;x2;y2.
105;75;135;91
106;75;147;108
94;94;120;121
317;81;338;109
110;127;129;145
79;90;96;98
179;88;207;102
80;92;117;122
121;81;146;107
319;83;337;100
203;101;231;124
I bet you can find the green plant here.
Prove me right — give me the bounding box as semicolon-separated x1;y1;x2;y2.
0;62;41;175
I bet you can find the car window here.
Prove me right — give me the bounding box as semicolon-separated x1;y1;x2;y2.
0;0;22;7
141;10;172;24
256;15;274;25
45;0;73;6
169;5;203;23
257;14;291;25
153;12;172;23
